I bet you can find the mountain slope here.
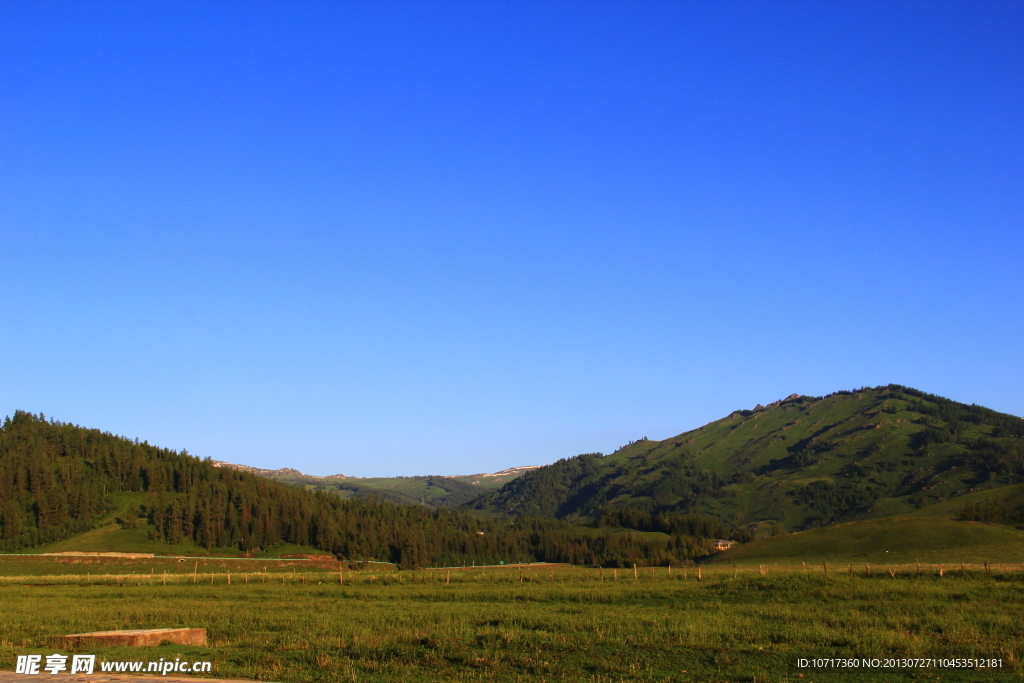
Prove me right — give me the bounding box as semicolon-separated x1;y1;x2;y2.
210;461;538;507
0;411;735;567
469;385;1024;532
0;412;539;564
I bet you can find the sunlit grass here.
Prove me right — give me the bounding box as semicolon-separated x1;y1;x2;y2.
1;563;1022;682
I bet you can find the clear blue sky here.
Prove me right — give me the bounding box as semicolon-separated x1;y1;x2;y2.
2;1;1021;477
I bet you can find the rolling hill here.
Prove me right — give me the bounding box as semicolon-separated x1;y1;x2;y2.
0;411;727;567
469;385;1024;534
209;460;538;507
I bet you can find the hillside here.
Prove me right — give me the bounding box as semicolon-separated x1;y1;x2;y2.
0;412;731;567
0;412;541;565
701;516;1024;566
469;385;1024;533
210;460;537;507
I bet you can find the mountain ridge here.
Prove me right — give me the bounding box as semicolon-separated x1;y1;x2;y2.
468;385;1024;533
209;460;541;507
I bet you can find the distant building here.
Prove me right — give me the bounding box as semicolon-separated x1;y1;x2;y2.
714;539;737;551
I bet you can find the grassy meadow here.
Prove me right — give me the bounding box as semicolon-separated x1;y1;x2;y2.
1;558;1022;683
704;517;1024;567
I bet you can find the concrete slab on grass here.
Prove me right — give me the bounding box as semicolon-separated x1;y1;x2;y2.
62;629;207;647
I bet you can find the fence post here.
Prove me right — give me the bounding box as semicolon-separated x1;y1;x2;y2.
633;564;638;580
865;564;871;577
697;567;703;581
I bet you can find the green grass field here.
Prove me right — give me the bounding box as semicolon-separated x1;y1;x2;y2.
704;517;1024;567
1;560;1022;682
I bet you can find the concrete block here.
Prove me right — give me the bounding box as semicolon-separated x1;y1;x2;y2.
62;628;207;647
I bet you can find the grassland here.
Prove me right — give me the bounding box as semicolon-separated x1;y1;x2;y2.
1;558;1022;682
704;517;1024;567
29;520;329;559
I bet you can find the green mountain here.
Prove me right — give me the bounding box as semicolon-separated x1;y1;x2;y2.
469;385;1024;533
209;461;536;507
0;411;538;565
0;411;730;567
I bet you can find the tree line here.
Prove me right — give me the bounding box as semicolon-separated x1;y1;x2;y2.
0;411;738;566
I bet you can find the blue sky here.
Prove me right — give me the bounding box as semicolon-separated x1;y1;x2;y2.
2;0;1021;477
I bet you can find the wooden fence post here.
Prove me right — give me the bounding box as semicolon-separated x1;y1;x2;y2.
697;567;703;581
865;564;871;577
939;564;945;577
633;564;637;580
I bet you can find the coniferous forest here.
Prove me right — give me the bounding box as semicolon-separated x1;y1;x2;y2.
0;411;737;567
